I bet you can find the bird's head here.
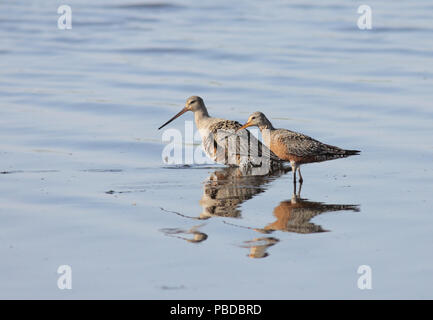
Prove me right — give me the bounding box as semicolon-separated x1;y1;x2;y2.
158;96;205;130
238;111;267;130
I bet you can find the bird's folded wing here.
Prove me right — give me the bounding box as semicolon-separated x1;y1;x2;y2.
203;126;281;166
274;131;329;157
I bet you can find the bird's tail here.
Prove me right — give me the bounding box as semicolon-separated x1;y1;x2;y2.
323;145;360;161
343;149;361;157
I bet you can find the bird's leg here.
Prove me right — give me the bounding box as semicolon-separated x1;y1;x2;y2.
298;167;303;184
292;166;297;184
297;180;302;198
291;162;297;190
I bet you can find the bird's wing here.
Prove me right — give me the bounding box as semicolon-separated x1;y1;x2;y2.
203;120;281;166
273;129;348;160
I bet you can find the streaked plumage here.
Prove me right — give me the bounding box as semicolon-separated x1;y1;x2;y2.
239;112;360;183
159;97;281;171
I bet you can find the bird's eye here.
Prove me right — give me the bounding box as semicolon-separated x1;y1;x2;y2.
252;117;256;120
190;100;196;104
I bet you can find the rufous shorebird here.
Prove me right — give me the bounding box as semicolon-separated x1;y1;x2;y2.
238;112;360;183
158;97;282;171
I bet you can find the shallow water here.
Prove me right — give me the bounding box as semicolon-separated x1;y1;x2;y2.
1;0;432;299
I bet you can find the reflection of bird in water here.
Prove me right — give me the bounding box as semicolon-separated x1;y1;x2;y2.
261;198;360;234
238;196;359;258
159;166;359;258
199;166;290;219
238;112;360;183
241;237;279;259
224;184;360;258
160;224;208;243
256;186;360;234
159;166;289;247
158;96;281;170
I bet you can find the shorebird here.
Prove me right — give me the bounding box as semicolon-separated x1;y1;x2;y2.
158;96;281;170
238;112;360;183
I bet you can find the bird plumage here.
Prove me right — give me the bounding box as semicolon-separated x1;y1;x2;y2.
239;111;360;183
159;97;282;172
270;129;360;163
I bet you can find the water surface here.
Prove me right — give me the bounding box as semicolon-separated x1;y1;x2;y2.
1;0;432;299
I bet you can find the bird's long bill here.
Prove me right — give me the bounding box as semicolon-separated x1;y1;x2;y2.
237;122;253;132
158;107;188;130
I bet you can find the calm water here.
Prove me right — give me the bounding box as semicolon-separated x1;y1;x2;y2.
1;0;432;299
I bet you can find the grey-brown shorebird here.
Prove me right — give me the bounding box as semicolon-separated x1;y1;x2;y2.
158;96;281;170
238;112;360;183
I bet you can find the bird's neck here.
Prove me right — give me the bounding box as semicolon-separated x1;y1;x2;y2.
258;120;275;131
258;121;275;148
194;107;210;127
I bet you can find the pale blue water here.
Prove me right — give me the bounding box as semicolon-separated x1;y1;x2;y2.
0;0;432;299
